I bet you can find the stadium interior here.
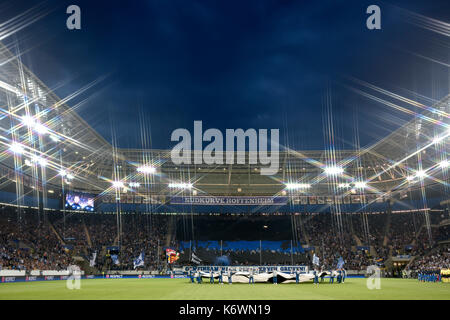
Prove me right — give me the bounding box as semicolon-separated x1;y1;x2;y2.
0;40;449;281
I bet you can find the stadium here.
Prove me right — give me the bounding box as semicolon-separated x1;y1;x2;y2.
0;1;449;303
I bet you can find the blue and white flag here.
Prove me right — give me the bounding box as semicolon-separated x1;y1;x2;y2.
191;251;202;265
133;252;145;269
337;256;345;269
313;253;320;266
111;254;120;265
89;251;97;267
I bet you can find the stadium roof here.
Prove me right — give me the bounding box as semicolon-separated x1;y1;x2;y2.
0;42;448;201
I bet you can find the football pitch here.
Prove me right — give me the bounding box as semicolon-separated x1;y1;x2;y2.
0;278;449;300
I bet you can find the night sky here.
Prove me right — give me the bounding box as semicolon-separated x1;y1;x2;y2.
2;0;449;150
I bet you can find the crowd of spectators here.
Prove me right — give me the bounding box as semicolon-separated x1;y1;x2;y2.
118;215;176;270
0;210;72;270
178;211;449;271
0;207;173;272
408;246;450;271
0;205;449;273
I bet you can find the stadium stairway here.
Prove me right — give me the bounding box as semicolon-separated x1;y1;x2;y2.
405;256;416;270
383;235;389;247
297;215;310;246
370;246;377;257
13;239;33;251
24;240;33;250
48;221;65;245
99;246;107;271
415;222;440;239
385;256;394;271
164;216;176;247
353;234;363;247
405;244;442;269
74;256;97;275
83;220;93;248
382;210;392;247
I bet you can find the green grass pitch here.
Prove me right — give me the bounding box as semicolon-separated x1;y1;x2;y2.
0;278;449;300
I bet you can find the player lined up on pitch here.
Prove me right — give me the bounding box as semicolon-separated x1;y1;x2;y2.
187;264;348;285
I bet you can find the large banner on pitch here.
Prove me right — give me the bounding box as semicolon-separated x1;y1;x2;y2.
169;196;288;206
183;265;308;273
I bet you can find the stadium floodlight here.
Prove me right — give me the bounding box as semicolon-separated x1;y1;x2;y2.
168;183;193;189
338;183;350;188
66;173;74;180
9;142;24;154
129;182;140;188
415;170;426;179
50;135;59;142
24;159;33;166
354;182;367;189
438;160;449;168
59;169;67;177
324;166;344;175
34;123;49;135
112;181;124;188
285;183;311;190
406;175;415;182
432;136;444;144
137;165;156;174
35;156;48;167
21;115;35;127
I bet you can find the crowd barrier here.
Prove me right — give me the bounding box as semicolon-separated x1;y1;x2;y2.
0;274;185;284
0;270;85;277
2;267;425;284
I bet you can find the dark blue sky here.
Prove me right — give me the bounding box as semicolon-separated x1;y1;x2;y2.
3;0;449;150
